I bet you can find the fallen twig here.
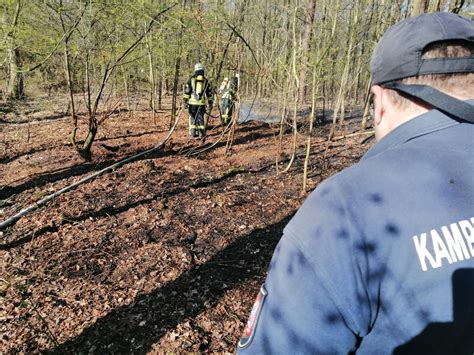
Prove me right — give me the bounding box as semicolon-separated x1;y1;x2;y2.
332;130;374;141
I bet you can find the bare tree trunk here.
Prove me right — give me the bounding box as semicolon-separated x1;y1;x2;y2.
59;0;78;134
411;0;429;16
224;97;240;156
158;76;162;109
170;0;186;128
428;0;441;11
71;49;95;160
298;0;317;104
145;17;156;123
8;48;24;99
215;32;234;87
276;73;292;175
122;68;132;116
282;3;300;173
360;75;372;129
63;45;77;126
329;10;355;139
448;0;465;13
302;66;319;192
171;55;181;128
5;0;24;100
328;0;364;140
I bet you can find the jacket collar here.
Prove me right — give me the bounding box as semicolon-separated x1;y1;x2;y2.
363;100;474;160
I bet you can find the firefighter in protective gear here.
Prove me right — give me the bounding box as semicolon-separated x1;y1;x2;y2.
183;63;213;138
220;74;239;125
219;77;229;93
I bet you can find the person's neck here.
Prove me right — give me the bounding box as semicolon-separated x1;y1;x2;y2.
392;106;430;129
376;105;431;140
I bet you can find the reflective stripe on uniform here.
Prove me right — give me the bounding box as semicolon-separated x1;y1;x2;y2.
188;100;206;106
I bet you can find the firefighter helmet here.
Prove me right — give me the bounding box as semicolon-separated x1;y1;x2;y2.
194;63;205;73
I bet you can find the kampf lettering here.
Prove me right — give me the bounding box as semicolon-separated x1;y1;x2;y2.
413;218;474;271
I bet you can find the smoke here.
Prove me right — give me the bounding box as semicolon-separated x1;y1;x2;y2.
238;100;281;123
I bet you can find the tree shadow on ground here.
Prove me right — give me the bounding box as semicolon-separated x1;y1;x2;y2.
0;162;273;250
1;125;272;200
0;129;165;165
50;214;293;354
0;149;172;200
0;111;68;125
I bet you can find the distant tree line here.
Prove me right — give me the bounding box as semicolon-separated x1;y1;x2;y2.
0;0;468;161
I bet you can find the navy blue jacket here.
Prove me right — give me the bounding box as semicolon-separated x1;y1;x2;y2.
238;104;474;354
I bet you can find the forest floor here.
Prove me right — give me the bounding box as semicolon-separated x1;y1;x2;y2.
0;95;374;353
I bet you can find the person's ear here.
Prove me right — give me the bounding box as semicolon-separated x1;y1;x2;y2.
371;85;384;126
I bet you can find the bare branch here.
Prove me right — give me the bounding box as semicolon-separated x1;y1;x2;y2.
226;22;261;70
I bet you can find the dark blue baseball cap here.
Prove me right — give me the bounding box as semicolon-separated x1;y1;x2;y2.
371;12;474;84
370;12;474;122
